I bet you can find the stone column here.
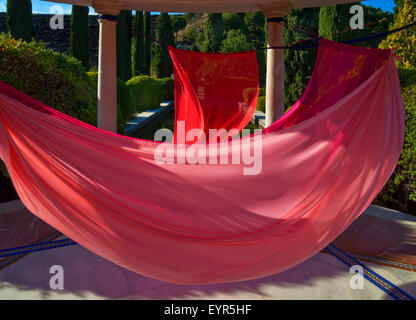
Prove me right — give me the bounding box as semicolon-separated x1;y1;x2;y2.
93;0;124;132
260;2;290;127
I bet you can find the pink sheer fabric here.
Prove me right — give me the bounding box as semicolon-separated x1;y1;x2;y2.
0;39;404;284
169;47;259;143
265;39;393;132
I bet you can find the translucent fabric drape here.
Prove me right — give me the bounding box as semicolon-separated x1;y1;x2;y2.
169;47;259;143
0;39;404;284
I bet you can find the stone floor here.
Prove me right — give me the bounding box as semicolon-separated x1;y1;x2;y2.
0;203;415;300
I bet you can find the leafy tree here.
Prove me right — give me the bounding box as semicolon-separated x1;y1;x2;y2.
132;11;144;76
375;68;416;214
182;28;197;43
184;13;195;23
143;12;151;75
284;8;319;107
220;29;254;53
6;0;34;42
245;12;265;47
244;12;266;86
116;10;132;81
319;3;359;42
171;16;187;41
190;42;200;52
374;1;416;214
70;5;89;70
319;3;393;48
393;0;405;18
184;13;202;23
223;13;248;35
379;0;416;68
152;12;175;78
288;4;392;107
199;13;224;52
196;30;205;47
362;6;394;46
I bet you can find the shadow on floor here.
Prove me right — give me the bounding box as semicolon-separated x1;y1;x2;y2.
381;281;416;300
0;244;373;300
1;205;415;299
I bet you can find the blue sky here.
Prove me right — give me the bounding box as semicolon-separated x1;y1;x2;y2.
0;0;396;14
362;0;395;12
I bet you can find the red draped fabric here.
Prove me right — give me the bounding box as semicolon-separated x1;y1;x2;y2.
169;47;259;143
0;39;405;284
265;40;392;132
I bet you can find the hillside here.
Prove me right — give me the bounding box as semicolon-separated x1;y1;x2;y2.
177;13;207;43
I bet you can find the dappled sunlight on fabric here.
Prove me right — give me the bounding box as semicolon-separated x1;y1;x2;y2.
0;39;405;284
169;47;259;144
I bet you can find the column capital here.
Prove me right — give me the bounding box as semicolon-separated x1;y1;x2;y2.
259;1;291;18
92;0;124;16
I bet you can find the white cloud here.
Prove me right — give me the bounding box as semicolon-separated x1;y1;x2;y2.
0;3;6;13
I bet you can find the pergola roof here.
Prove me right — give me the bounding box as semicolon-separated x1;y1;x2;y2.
43;0;360;13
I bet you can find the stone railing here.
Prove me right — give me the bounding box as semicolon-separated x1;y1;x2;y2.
124;101;174;137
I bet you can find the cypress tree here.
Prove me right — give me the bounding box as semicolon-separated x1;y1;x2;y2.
318;3;360;42
132;11;145;76
223;13;248;36
286;3;392;108
70;5;90;70
220;29;253;53
6;0;34;42
143;12;151;76
361;6;394;47
284;8;319;107
152;12;175;78
319;3;392;46
244;12;266;86
200;13;224;52
116;10;132;82
171;16;187;41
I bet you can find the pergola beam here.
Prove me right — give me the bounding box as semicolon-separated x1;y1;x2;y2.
44;0;360;13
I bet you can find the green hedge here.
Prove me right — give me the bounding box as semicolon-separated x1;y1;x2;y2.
374;68;416;214
256;89;266;113
0;35;135;178
256;96;265;113
126;76;163;113
0;34;97;178
159;77;174;101
0;34;93;117
126;75;174;114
